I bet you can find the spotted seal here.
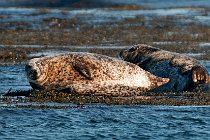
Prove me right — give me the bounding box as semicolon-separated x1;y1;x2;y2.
25;52;169;96
120;44;210;92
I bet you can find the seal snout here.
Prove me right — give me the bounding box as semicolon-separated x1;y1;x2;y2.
25;64;38;80
119;46;137;58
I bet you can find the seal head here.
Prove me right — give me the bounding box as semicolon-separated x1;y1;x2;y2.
25;58;49;89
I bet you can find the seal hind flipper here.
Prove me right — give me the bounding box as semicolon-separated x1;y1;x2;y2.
149;76;170;87
73;62;93;80
192;66;209;85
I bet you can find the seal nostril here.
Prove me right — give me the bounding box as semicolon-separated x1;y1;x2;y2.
29;69;38;80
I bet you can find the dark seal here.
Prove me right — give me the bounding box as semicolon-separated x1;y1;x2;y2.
120;44;210;92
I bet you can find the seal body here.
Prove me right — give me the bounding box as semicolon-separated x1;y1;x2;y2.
120;44;210;92
25;52;169;96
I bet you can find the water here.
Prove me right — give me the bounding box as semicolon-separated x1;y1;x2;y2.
120;0;210;8
0;64;31;93
0;105;209;139
1;0;210;8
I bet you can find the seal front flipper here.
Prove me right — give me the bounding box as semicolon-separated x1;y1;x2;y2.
192;66;209;85
73;62;93;80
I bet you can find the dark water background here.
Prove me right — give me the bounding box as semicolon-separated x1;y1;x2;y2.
0;0;210;139
1;0;210;8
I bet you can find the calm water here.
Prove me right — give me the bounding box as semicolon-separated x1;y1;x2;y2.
0;105;209;139
0;64;31;93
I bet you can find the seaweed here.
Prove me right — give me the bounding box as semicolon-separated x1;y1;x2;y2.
1;90;210;107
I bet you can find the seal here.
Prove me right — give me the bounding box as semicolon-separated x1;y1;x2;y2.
25;52;169;96
119;44;210;92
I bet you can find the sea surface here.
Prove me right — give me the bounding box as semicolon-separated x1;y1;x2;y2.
0;105;210;140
